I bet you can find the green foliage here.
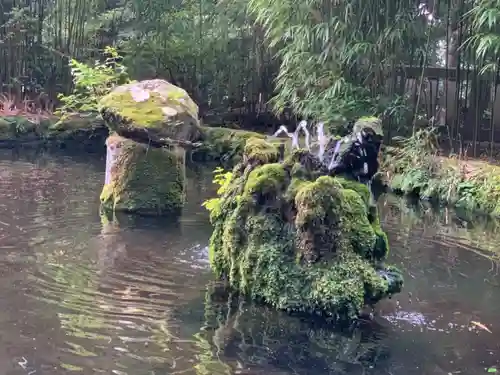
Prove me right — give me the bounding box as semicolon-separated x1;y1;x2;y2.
0;0;498;141
381;128;500;217
56;47;130;121
109;0;270;113
247;0;431;125
468;0;500;73
202;167;234;220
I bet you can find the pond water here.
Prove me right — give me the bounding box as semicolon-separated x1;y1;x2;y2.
0;149;499;375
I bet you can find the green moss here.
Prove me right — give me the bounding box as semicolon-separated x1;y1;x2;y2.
206;149;402;321
243;163;287;198
380;141;500;218
285;177;308;203
368;205;389;259
243;137;280;165
0;117;17;136
99;91;171;129
50;115;101;131
290;162;309;179
339;189;378;258
294;176;342;229
0;116;46;136
98;81;201;142
0;115;107;150
284;148;313;165
335;177;371;206
100;134;185;215
194;126;266;164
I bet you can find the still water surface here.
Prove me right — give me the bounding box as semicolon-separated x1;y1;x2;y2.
0;149;499;375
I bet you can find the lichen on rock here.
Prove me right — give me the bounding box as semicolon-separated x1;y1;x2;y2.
100;133;185;215
206;137;402;321
98;79;202;144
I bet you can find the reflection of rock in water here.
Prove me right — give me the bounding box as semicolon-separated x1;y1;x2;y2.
97;209;183;272
188;284;392;375
97;209;127;272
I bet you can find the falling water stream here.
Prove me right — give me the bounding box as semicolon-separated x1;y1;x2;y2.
0;149;499;375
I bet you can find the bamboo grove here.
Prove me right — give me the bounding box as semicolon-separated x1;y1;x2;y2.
0;0;500;149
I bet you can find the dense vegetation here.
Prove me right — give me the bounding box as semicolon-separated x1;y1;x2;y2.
1;0;500;216
0;0;499;134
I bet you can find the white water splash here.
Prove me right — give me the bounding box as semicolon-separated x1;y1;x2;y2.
274;120;332;163
273;120;374;174
294;120;310;150
273;125;293;139
316;122;327;162
327;140;342;171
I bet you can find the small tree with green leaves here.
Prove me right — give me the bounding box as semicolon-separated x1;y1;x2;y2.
55;46;130;121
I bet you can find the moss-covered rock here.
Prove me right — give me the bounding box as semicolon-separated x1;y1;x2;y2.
98;79;202;144
192;126;266;164
100;133;185;215
206;137;402;321
0;115;108;150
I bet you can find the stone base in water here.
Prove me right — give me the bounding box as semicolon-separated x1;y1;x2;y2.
100;133;186;216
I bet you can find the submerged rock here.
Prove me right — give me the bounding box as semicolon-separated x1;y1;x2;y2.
98;79;202;145
206;137;402;321
100;133;185;215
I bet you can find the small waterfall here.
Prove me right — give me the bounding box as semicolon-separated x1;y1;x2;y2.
273;120;334;160
327;141;342;171
294;120;310;150
274;121;311;150
270;120;378;199
271;120;355;173
316;122;327;162
273;125;294;139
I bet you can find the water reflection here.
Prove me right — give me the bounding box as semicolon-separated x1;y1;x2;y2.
0;149;499;375
184;285;393;375
29;208;213;373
